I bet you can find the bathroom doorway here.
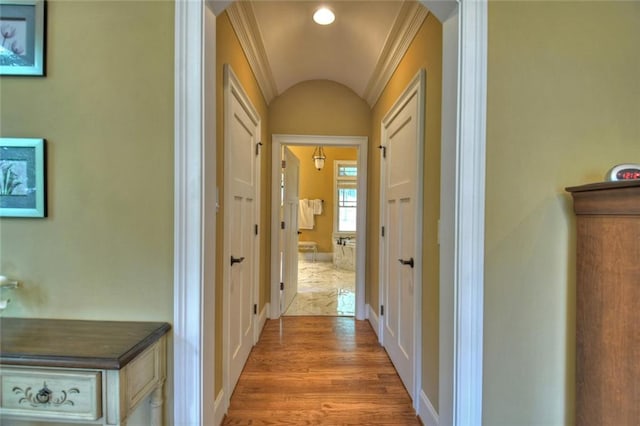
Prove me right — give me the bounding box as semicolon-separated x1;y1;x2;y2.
270;134;368;320
283;150;358;316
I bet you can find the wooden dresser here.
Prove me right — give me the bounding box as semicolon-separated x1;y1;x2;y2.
0;318;170;425
566;181;640;425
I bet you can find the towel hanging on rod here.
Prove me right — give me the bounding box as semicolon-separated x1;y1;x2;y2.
299;199;314;229
312;199;323;215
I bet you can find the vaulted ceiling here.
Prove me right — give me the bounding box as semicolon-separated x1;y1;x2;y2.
226;0;429;106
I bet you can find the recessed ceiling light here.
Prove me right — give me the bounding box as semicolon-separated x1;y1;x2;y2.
313;7;335;25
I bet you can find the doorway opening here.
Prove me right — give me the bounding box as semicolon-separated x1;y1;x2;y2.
270;134;368;320
282;150;359;316
174;2;488;424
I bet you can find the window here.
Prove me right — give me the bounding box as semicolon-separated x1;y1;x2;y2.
338;165;357;177
335;161;357;233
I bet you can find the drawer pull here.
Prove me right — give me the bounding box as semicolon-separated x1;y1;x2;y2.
13;382;80;408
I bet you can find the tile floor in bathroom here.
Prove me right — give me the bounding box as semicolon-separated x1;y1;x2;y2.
284;258;356;316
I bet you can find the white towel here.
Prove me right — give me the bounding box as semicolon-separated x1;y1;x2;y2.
312;199;323;215
298;199;314;229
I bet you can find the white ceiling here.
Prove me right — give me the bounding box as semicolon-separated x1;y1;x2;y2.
227;0;429;105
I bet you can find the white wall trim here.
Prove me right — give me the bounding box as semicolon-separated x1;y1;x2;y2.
173;1;205;424
259;302;269;334
428;0;486;425
270;134;368;321
418;390;440;426
364;2;429;106
213;389;225;426
436;9;458;426
366;304;379;339
453;1;487;422
226;1;278;104
174;1;487;425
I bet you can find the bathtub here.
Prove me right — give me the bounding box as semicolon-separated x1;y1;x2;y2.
333;236;356;271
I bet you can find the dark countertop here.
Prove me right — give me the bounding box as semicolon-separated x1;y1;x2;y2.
0;318;171;370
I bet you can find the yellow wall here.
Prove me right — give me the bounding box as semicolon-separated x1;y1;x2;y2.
0;0;174;323
215;11;271;396
369;12;442;409
0;1;174;423
269;80;371;137
485;1;640;424
288;146;358;253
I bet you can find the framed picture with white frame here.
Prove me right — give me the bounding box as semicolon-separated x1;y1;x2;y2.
0;138;46;217
0;0;45;76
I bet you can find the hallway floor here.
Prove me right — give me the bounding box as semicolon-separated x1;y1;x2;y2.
223;317;420;425
284;259;355;316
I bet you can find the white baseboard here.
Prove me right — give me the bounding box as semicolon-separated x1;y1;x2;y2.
259;303;269;332
214;389;225;426
366;304;379;339
418;390;439;426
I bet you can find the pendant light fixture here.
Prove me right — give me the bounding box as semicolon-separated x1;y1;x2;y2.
312;146;326;170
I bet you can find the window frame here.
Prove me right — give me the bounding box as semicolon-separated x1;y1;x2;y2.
334;160;358;235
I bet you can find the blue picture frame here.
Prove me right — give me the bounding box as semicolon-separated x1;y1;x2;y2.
0;0;45;76
0;138;46;217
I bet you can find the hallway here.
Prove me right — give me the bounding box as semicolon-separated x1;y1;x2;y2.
223;317;420;425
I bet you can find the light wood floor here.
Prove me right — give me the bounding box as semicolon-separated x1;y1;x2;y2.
223;316;421;425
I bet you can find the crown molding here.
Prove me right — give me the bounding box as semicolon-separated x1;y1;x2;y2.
363;1;429;107
226;2;278;104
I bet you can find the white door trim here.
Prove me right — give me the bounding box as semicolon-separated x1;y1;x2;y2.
173;1;487;424
425;1;487;424
173;1;205;424
270;134;368;321
454;2;487;422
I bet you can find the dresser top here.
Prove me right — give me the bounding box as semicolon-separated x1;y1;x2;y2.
566;180;640;215
0;318;170;370
566;180;640;193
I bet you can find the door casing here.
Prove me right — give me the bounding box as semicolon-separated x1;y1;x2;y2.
270;134;368;320
173;1;487;424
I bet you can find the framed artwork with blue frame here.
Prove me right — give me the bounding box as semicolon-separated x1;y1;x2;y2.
0;138;46;217
0;0;45;76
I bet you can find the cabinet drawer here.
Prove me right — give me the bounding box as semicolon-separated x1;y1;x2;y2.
0;367;102;421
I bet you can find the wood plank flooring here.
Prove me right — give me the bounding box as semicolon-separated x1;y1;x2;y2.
223;316;421;425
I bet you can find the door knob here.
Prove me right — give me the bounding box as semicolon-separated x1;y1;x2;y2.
230;256;245;266
398;257;414;268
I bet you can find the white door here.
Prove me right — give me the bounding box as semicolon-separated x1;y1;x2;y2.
224;65;260;394
380;71;424;403
281;147;300;313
